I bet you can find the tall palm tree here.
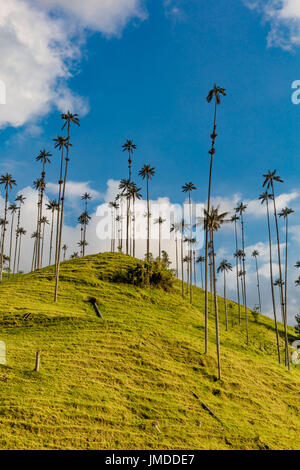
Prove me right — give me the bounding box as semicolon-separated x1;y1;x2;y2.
40;216;49;268
16;227;26;273
231;214;241;324
279;206;294;348
263;170;289;369
8;203;17;276
13;194;26;275
55;112;80;302
170;222;181;278
154;217;166;261
36;149;52;269
203;206;229;380
81;193;92;252
0;174;16;282
196;255;205;289
179;219;186;297
182;182;197;304
46;200;58;266
251;250;262;313
139;165;155;260
78;212;91;256
70;252;79;259
217;260;233;331
204;84;227;354
33;178;45;270
235;202;249;344
122;140;136;255
128;183;142;258
53;136;70;272
62;244;68;261
78;240;88;256
31;231;38;272
259;191;281;364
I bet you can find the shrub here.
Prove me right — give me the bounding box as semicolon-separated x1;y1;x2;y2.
112;260;174;291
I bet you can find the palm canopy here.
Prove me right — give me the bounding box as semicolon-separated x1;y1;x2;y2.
198;206;230;232
259;191;273;204
139;164;155;179
36;149;52;166
252;250;259;258
119;178;131;195
217;259;232;273
279;207;294;219
234;202;247;215
61;111;80;130
154;217;166;225
40;216;49;225
9;203;18;213
33;178;45;191
18;227;26;236
182;182;197;193
0;174;16;191
234;249;245;259
15;194;26;205
295;261;300;269
196;255;205;263
122;139;136;156
46;200;58;211
295;276;300;287
263;170;283;190
81;193;92;201
274;279;284;287
231;214;239;222
53;135;71;151
206;84;226;104
128;182;142;200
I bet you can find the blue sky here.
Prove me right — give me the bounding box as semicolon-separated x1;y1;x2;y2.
1;0;300;322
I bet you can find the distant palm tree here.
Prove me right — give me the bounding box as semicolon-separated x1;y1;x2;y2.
78;212;91;256
31;231;38;271
235;202;249;344
122;140;136;255
154;217;166;261
295;276;300;287
170;223;180;278
128;182;142;258
78;240;88;255
139;165;155;260
251;250;262;313
259;191;281;364
16;227;26;273
70;252;79;259
55;112;80;302
8;203;17;277
179;219;186;297
81;193;92;252
182;182;197;304
204;84;227;354
62;244;68;261
0;174;16;282
13;194;26;275
203;206;229;380
231;214;241;324
46;200;58;266
33;178;44;270
40;216;49;267
36;149;52;269
119;178;132;255
217;259;233;331
263;170;289;369
279;206;294;349
196;255;205;289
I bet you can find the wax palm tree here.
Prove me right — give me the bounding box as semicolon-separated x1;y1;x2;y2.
178;219;186;297
62;244;68;261
0;174;16;282
295;276;300;287
40;216;49;268
259;191;281;363
235;202;249;344
78;240;88;255
78;212;91;256
196;255;205;289
16;227;26;273
139;165;155;260
154;217;166;261
252;250;262;313
217;259;233;331
170;222;181;278
81;193;92;252
13;194;26;275
46;200;58;266
203;206;229;380
70;252;79;259
231;214;241;324
263;170;289;369
182;182;197;304
119;178;133;255
122;139;136;182
53;136;70;271
55;112;80;302
8;203;17;276
36;149;52;269
128;182;142;258
204;84;227;354
279;206;294;346
31;231;38;271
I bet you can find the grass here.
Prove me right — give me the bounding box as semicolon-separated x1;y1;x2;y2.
0;252;299;450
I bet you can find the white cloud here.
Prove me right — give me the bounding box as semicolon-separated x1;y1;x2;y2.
245;0;300;49
0;0;145;128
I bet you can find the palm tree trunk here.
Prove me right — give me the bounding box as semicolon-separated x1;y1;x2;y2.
181;229;184;297
13;208;21;275
240;214;249;344
147;177;150;260
211;229;221;380
234;219;241;324
271;183;289;369
205;99;217;354
224;271;228;331
8;212;15;277
31;239;36;272
49;209;54;266
0;190;9;283
200;260;203;289
158;222;161;261
255;257;262;313
54;148;64;275
17;234;22;273
175;236;178;277
126;196;130;255
133;198;136;258
41;223;45;268
193;251;196;286
189;193;193;304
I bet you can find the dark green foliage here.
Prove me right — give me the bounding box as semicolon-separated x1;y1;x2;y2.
295;313;300;336
113;259;174;291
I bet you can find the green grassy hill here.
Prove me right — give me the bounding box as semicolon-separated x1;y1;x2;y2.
0;252;299;450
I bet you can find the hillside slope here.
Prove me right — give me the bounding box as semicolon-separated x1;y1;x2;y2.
0;253;299;450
